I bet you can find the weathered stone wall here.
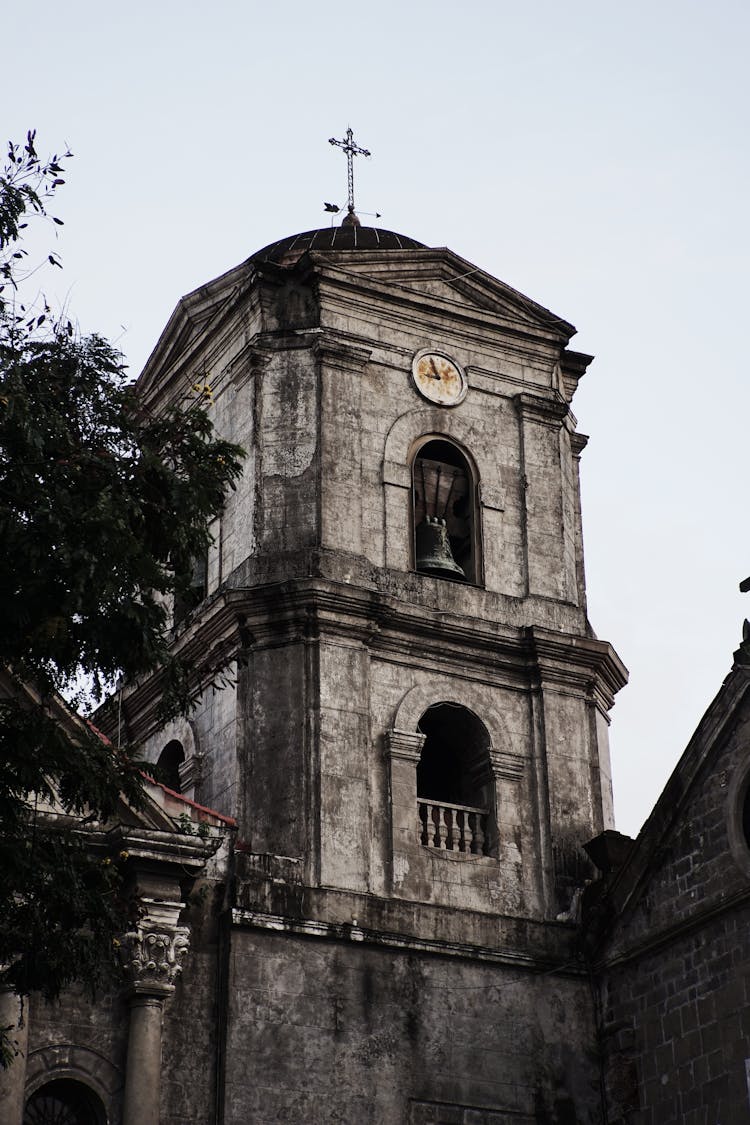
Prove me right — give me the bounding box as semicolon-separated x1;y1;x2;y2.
600;912;750;1125
597;681;750;1123
222;926;602;1125
111;235;628;1125
22;867;226;1125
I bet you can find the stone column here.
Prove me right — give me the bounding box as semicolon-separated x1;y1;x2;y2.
0;989;29;1125
119;923;190;1125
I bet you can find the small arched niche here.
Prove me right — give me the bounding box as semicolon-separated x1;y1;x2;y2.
412;438;480;584
24;1078;107;1125
156;739;186;793
416;703;496;856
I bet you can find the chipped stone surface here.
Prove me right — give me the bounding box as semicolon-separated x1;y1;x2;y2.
20;233;630;1124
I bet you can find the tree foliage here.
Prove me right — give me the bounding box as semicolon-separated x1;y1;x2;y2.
0;133;244;1061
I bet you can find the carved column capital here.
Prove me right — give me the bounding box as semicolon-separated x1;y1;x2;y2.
118;925;190;995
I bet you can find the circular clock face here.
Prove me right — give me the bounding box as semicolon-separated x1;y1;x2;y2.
412;349;467;406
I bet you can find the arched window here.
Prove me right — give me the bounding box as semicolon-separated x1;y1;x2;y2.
416;703;496;856
24;1079;107;1125
156;739;185;792
412;439;479;583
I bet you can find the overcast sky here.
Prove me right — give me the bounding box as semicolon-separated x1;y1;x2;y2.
7;0;749;835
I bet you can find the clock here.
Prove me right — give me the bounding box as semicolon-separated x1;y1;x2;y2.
411;349;467;406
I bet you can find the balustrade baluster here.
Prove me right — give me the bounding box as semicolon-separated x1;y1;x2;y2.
416;799;489;855
418;801;429;846
457;809;469;853
447;807;460;851
434;804;448;849
470;811;486;855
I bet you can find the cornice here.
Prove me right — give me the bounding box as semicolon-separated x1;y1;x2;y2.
231;908;585;976
312;335;372;371
105;825;220;872
524;625;629;712
514;390;570;428
570;432;589;458
116;578;626;743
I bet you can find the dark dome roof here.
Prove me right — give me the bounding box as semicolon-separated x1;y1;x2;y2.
250;226;427;267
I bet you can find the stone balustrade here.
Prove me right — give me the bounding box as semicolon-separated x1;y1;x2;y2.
418;799;488;856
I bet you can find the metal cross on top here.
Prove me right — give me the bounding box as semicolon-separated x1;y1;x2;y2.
328;127;371;216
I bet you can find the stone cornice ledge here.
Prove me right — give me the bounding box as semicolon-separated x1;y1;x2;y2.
230;909;585;977
106;825;220;872
525;625;629;712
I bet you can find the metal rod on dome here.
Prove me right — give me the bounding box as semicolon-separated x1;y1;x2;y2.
328;127;371;216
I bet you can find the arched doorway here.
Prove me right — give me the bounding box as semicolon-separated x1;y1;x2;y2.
24;1078;107;1125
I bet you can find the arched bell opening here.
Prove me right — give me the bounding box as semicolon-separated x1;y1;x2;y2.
416;703;496;857
412;438;480;584
24;1078;107;1125
156;738;186;793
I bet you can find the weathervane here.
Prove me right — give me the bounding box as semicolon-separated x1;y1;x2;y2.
326;127;372;222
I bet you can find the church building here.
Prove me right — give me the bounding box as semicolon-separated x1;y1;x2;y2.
3;209;750;1124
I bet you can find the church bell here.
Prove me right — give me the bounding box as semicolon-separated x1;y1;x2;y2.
416;516;465;579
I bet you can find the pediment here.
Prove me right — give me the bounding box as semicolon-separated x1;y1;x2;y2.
310;246;577;344
138;240;579;400
138;257;253;399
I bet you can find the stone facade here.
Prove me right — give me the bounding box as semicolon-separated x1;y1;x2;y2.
121;223;625;1124
9;222;748;1123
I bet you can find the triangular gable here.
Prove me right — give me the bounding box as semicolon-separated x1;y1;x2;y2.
308;246;577;344
137;256;255;399
592;660;750;950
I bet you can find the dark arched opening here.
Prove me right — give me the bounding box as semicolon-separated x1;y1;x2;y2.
156;739;185;793
24;1079;107;1125
416;703;495;856
412;439;479;583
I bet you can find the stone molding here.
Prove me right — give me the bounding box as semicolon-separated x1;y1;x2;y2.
231;909;583;975
384;729;425;762
178;753;203;791
514;391;569;427
118;925;190;994
313;336;372;373
23;1042;122;1104
488;749;526;782
570;432;589;459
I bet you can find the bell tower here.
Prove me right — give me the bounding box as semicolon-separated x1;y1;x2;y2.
126;221;627;1123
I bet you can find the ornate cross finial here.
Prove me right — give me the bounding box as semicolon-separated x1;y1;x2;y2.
328;127;371;217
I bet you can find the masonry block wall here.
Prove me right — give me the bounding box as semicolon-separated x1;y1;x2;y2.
222;926;602;1125
593;669;750;1125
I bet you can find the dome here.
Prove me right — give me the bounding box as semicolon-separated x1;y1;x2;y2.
250;225;427;267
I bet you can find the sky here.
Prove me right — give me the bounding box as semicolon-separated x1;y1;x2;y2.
6;0;749;836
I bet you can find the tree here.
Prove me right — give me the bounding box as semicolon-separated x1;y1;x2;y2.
0;133;244;1064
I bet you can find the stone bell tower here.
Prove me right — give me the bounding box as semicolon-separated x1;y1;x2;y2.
126;220;627;1123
